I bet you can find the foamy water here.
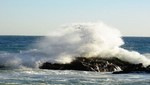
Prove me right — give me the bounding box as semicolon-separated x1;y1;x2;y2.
0;69;150;85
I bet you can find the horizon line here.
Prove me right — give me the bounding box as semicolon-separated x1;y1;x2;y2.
0;34;149;37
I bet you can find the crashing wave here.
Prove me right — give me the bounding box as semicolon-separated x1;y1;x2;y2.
1;22;150;74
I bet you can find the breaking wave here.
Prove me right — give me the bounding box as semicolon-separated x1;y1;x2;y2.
0;22;150;69
35;22;150;66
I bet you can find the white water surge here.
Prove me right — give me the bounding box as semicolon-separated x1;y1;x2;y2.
36;22;150;66
0;22;150;68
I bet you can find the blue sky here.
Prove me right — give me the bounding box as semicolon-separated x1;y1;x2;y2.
0;0;150;36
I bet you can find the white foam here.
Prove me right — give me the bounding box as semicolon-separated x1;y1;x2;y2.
0;22;150;69
35;22;150;66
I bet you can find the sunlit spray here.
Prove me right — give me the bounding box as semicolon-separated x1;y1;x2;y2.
36;22;150;66
0;22;150;69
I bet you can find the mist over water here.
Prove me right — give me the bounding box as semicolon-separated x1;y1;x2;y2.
0;22;150;69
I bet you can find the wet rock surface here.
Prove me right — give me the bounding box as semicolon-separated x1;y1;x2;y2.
113;64;150;74
39;57;150;73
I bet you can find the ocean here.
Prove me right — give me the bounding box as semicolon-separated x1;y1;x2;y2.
0;36;150;85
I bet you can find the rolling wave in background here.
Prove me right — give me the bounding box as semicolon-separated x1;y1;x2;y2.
0;22;150;69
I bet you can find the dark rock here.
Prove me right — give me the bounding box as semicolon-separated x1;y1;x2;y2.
0;65;5;68
40;57;127;72
113;63;150;74
146;65;150;71
39;57;150;73
0;65;7;70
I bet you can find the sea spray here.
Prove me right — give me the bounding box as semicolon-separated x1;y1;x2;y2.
35;22;123;63
0;50;47;69
0;22;150;69
35;22;150;66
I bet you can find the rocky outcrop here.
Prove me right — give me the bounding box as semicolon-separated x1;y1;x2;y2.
40;57;129;72
39;57;150;73
40;57;118;72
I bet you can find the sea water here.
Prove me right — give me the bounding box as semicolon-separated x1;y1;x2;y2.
0;36;150;85
0;22;150;85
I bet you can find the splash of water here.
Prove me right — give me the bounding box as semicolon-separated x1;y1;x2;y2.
35;22;150;66
0;22;150;69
